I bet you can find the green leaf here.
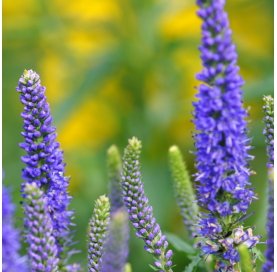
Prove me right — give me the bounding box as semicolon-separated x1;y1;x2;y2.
252;247;266;263
149;264;159;271
164;232;196;255
183;255;202;272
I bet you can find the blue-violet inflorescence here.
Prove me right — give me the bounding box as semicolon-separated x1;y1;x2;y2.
2;185;27;272
107;145;125;213
16;69;79;270
101;145;130;272
193;0;261;270
101;208;130;272
24;182;59;271
121;137;174;272
262;96;274;272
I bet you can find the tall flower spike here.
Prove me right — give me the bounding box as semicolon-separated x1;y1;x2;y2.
262;96;274;272
101;145;130;272
168;145;199;239
121;137;174;272
193;0;261;269
101;208;130;272
107;145;125;213
2;185;27;272
263;96;274;168
24;182;59;271
16;69;79;270
87;195;111;272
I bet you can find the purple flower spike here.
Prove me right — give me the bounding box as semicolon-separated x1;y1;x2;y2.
262;96;274;272
193;1;261;269
102;208;130;272
16;69;80;270
24;182;59;271
107;145;125;212
121;137;173;272
88;195;110;272
262;96;274;168
2;185;28;272
101;145;130;272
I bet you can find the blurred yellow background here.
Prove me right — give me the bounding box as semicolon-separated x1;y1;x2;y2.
3;0;273;271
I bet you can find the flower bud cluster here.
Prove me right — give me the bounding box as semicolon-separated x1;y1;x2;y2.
16;69;78;268
169;145;199;238
87;195;111;272
24;182;59;271
2;185;27;272
121;137;173;272
192;1;261;269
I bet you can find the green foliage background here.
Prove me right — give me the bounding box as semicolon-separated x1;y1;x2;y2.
2;0;273;271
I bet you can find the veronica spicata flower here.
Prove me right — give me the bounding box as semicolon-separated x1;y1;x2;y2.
107;145;125;213
101;208;130;272
121;137;174;272
16;69;80;271
87;195;110;272
2;185;27;272
262;96;274;272
262;96;274;168
101;145;129;272
169;145;199;239
24;182;59;271
192;0;261;270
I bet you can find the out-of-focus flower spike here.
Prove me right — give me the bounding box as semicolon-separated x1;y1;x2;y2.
16;69;80;270
262;95;274;272
24;182;59;271
101;144;130;272
169;145;199;238
102;208;130;272
87;195;110;272
107;145;124;213
121;137;174;272
262;170;274;272
2;184;28;272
